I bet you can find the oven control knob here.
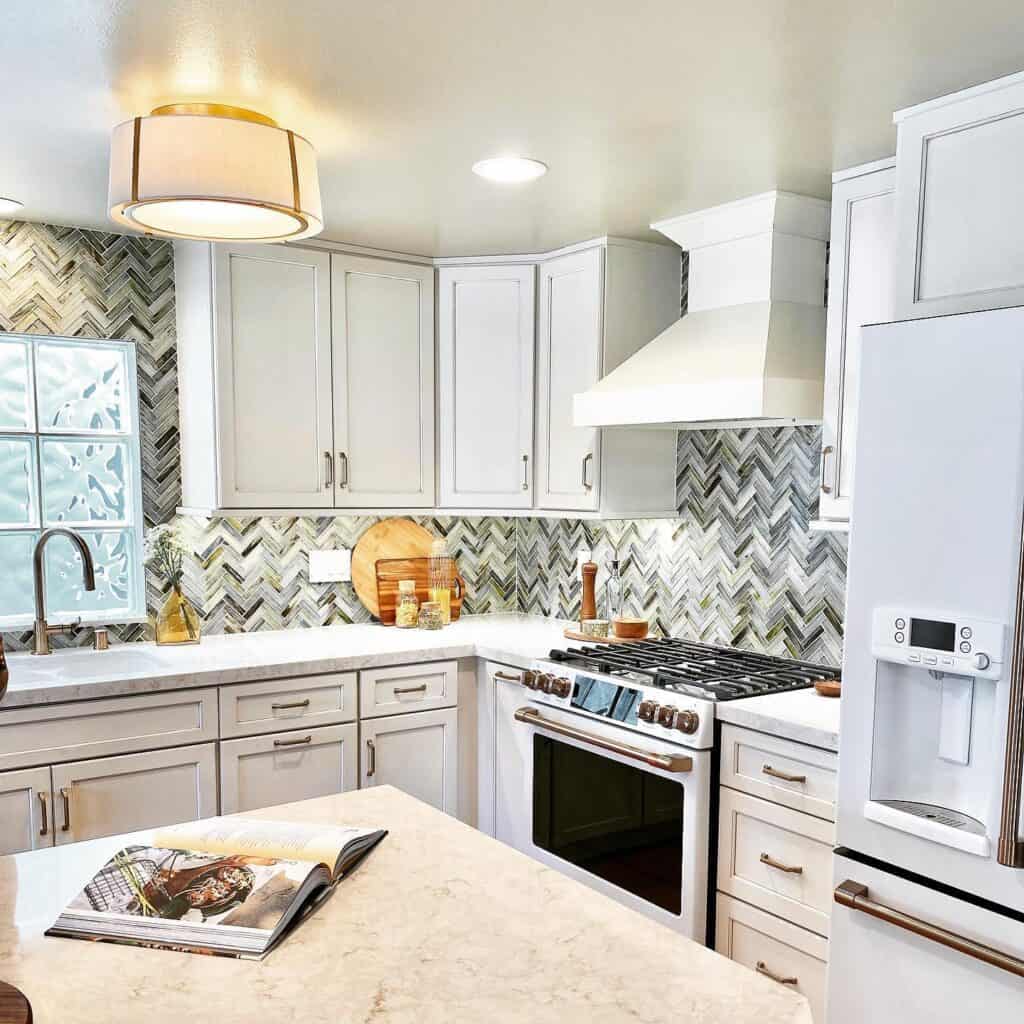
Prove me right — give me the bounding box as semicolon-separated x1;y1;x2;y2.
674;709;699;734
972;652;991;672
550;677;572;699
637;700;658;722
537;673;554;693
656;705;677;728
522;671;539;690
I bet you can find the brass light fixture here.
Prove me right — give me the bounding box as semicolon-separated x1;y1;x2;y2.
108;103;323;242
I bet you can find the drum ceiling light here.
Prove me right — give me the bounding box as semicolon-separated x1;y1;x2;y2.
108;103;323;242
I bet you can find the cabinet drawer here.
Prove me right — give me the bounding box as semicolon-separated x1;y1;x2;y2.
720;725;837;821
0;689;218;771
219;673;357;738
359;661;458;719
220;723;358;814
718;788;835;936
715;893;827;1023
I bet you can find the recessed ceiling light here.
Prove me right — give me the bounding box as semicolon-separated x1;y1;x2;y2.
472;156;548;184
0;196;24;216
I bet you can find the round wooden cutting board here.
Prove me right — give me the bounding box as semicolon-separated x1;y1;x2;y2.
0;982;32;1024
351;518;436;618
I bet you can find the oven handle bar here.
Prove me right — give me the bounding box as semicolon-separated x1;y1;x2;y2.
834;880;1024;980
514;707;693;773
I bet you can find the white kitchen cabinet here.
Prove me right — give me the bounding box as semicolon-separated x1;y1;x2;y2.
893;70;1024;320
0;765;52;855
818;159;895;524
330;254;435;507
360;707;458;815
536;242;680;516
219;723;358;813
437;264;536;508
50;743;218;845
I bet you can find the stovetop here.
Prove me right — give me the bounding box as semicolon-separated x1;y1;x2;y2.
546;637;839;701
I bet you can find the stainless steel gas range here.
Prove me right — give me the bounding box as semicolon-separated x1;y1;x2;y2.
501;638;838;943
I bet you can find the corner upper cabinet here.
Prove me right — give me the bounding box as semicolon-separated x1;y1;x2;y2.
437;264;536;508
893;70;1024;319
818;159;896;524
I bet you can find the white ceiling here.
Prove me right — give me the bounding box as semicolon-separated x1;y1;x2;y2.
2;0;1022;256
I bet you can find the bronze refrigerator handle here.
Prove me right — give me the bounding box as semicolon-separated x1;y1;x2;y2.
60;786;71;832
760;852;804;875
835;880;1024;979
38;791;48;837
756;962;798;986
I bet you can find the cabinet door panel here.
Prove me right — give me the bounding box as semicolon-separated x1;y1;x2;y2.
51;744;217;845
0;765;52;854
332;255;435;507
220;723;358;814
214;244;333;508
361;708;458;815
537;249;602;511
438;265;535;508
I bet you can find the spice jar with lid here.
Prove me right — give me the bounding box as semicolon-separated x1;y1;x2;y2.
417;601;444;630
395;580;419;628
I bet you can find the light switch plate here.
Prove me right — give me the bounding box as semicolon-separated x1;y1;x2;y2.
309;548;352;583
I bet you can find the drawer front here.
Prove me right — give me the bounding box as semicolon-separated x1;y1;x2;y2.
720;724;837;821
0;689;218;771
359;661;458;719
716;893;827;1023
220;723;358;814
718;788;835;936
219;673;357;738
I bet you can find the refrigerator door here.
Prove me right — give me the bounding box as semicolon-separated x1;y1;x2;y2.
828;853;1024;1023
839;306;1024;912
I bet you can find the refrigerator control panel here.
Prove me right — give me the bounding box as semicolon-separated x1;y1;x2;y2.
871;607;1005;680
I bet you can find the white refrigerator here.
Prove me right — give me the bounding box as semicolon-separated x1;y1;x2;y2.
829;306;1024;1021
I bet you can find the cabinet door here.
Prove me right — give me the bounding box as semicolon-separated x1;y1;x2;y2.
220;723;358;814
820;162;895;522
51;744;217;845
0;766;53;854
361;708;458;815
493;672;532;852
536;248;602;511
331;254;435;507
214;243;333;508
437;265;535;508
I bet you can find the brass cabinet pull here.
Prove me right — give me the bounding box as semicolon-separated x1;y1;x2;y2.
820;444;835;494
271;698;311;711
756;961;798;986
323;451;333;489
581;452;593;490
515;706;693;774
494;671;523;683
60;787;71;832
38;792;48;837
998;496;1024;867
273;735;312;747
760;851;804;875
835;880;1024;979
393;683;428;696
521;453;529;491
762;764;807;784
338;451;349;488
366;738;376;777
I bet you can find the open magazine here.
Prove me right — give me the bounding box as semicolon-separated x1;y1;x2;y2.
46;817;387;959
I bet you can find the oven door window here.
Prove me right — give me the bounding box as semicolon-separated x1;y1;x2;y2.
532;734;684;915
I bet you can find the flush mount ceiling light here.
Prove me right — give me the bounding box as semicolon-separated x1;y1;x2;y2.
0;196;24;215
108;103;323;242
472;156;548;184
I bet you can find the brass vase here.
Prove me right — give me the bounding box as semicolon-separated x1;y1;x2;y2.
155;585;201;645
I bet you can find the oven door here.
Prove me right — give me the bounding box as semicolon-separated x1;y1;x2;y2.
515;702;711;941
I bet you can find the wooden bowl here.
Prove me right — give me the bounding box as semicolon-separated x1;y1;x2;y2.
612;617;649;640
814;679;841;698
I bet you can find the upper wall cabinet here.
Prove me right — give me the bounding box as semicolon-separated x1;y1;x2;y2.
437;264;536;509
893;70;1024;320
819;159;896;525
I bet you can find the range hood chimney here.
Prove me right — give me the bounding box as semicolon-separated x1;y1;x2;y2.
574;190;830;429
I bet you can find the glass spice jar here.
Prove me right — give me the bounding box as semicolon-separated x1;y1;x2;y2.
417;601;444;630
395;579;419;629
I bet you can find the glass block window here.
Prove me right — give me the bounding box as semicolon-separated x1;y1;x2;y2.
0;333;145;627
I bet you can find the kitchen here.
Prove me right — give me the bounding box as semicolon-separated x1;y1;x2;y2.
0;2;1022;1021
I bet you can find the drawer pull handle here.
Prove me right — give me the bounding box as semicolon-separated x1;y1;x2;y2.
760;851;804;875
756;961;798;986
762;764;807;784
367;739;376;777
273;735;312;747
271;699;311;711
60;787;71;832
393;683;428;696
494;671;522;683
38;792;48;837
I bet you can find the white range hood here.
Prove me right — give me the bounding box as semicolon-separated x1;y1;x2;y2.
574;190;830;429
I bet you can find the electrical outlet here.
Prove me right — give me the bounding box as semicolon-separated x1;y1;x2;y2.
309;548;352;583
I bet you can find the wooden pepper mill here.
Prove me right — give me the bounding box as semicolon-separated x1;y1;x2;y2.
580;560;598;624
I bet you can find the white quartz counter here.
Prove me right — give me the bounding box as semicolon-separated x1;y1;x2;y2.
716;687;841;752
0;786;812;1023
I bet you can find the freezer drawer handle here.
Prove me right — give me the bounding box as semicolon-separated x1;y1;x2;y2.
762;764;807;784
760;852;804;875
756;961;798;986
514;706;693;774
834;880;1024;980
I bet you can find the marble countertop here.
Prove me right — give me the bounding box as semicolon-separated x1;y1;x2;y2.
716;687;841;752
0;786;811;1024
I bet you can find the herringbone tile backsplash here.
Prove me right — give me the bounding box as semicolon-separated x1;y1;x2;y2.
0;221;845;663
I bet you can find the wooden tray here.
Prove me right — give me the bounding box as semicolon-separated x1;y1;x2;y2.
352;519;436;617
563;628;648;644
375;556;466;625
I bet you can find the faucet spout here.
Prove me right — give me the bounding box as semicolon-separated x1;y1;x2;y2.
32;528;97;655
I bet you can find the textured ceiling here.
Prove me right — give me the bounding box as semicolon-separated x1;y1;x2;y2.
2;0;1022;255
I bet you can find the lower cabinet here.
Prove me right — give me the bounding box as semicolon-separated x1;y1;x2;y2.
360;707;458;815
220;723;359;813
0;765;51;855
